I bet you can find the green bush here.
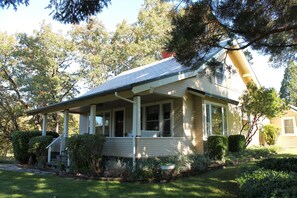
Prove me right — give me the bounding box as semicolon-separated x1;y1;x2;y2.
12;131;59;164
188;154;210;172
228;134;246;152
260;124;280;145
132;158;162;182
237;169;297;198
207;135;228;160
257;157;297;173
67;133;106;176
28;136;53;167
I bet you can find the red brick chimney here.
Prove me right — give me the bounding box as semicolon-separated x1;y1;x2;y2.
161;51;175;59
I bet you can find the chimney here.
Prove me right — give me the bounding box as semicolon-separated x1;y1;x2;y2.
161;51;175;59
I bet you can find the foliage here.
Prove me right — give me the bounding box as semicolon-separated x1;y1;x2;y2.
228;135;246;152
280;61;297;106
0;0;111;24
237;169;297;198
104;158;131;178
188;154;210;172
131;158;162;182
167;0;297;68
207;135;228;160
12;131;58;163
260;124;280;145
67;133;106;176
240;82;287;146
257;157;297;173
28;136;53;166
70;0;173;89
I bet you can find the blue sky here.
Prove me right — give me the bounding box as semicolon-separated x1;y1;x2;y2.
0;0;284;91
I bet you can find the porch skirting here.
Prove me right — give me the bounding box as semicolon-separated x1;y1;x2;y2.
102;137;193;158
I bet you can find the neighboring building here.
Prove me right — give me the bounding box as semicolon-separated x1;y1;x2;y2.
27;40;262;165
270;105;297;148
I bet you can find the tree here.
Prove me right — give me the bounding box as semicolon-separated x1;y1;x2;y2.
240;83;287;146
280;61;297;106
71;0;173;88
167;0;297;68
0;0;111;24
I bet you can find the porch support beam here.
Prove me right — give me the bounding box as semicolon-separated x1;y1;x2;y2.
133;96;141;137
42;114;47;136
79;114;89;134
89;104;96;134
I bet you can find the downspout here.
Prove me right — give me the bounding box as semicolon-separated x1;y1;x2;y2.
114;92;137;170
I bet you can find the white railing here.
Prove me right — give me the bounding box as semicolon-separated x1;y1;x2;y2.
46;135;62;163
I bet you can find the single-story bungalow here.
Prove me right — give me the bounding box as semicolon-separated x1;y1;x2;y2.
27;40;295;166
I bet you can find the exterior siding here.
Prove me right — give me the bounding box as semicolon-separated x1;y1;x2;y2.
173;98;184;137
103;138;134;157
271;109;297;148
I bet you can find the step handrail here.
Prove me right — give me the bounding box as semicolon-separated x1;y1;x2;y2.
46;134;62;149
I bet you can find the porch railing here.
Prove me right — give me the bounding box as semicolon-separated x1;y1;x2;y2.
46;135;62;163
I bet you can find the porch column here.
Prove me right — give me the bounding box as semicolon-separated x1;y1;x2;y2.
132;96;141;136
61;110;69;151
89;104;96;134
79;114;89;134
42;114;47;136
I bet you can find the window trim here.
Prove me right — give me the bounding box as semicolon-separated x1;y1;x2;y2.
95;111;111;137
141;100;173;137
203;101;228;140
281;117;296;136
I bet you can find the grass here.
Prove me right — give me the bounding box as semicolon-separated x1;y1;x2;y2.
0;148;295;198
0;164;249;198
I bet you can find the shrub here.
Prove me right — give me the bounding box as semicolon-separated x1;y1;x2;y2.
28;136;53;167
260;124;280;145
188;154;210;172
237;169;297;198
131;158;162;182
207;135;228;160
105;159;131;178
12;131;59;164
67;133;106;176
257;157;297;173
228;134;246;152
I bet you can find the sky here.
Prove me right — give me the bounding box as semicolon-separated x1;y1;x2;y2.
0;0;285;91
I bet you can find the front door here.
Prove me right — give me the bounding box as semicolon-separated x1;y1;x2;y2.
114;110;124;137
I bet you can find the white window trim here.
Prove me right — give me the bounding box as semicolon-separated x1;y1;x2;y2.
95;111;111;137
203;100;228;140
141;100;174;137
281;117;297;136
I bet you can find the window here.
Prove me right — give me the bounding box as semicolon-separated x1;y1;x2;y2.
215;65;226;85
282;117;296;135
142;102;172;136
95;112;110;137
204;102;227;138
146;105;160;131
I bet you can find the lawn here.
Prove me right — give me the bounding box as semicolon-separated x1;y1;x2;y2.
1;148;295;198
0;164;246;198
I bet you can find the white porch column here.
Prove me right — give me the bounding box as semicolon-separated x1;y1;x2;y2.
79;114;89;134
61;110;69;151
132;96;141;137
42;114;47;136
89;104;96;134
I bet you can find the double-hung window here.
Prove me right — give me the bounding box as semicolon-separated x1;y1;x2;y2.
282;117;296;135
142;102;172;137
204;102;227;138
95;112;110;137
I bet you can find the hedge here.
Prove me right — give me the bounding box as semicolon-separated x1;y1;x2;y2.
257;157;297;173
228;134;246;152
67;133;106;176
12;131;59;164
207;135;228;160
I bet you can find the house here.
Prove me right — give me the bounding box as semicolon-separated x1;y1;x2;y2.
270;105;297;148
27;40;260;166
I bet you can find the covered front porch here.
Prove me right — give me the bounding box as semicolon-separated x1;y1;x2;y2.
29;90;192;167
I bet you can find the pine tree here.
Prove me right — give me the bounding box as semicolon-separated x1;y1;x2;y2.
280;61;297;106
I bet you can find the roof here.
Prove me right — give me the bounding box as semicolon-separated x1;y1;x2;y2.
27;39;256;115
82;57;190;97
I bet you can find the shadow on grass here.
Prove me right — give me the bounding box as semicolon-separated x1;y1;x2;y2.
0;163;247;198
